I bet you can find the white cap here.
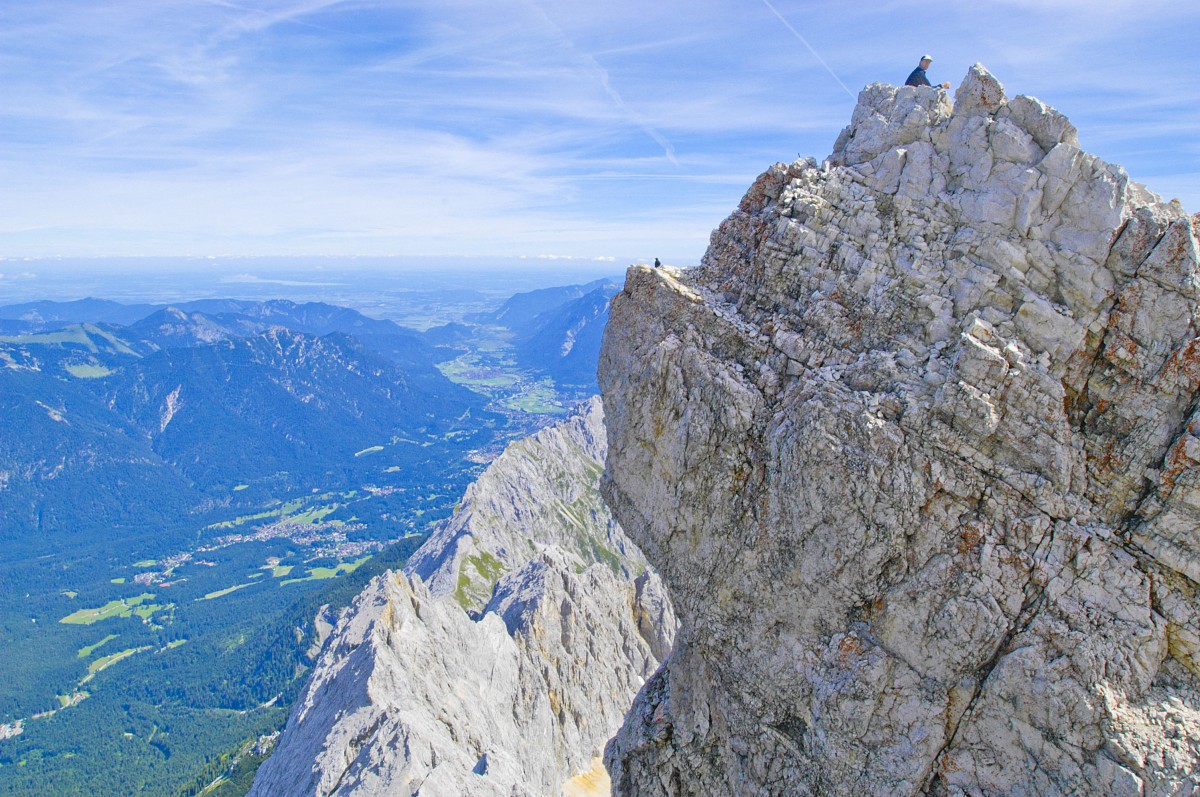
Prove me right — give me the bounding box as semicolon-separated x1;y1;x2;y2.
921;54;933;61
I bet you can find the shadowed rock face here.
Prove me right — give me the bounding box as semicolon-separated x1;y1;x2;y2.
599;65;1200;797
249;398;675;797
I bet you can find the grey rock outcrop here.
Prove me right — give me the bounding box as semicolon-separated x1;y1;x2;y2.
600;65;1200;797
250;398;675;796
407;399;642;612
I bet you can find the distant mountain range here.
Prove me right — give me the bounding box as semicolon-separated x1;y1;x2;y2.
513;283;618;390
0;298;163;329
0;285;625;388
469;277;616;334
467;277;621;392
0;300;492;544
0;280;625;543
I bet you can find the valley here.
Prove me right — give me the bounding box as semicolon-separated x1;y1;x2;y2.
0;269;619;796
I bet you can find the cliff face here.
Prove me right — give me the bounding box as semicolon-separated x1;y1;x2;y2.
599;65;1200;797
406;400;644;613
249;398;675;797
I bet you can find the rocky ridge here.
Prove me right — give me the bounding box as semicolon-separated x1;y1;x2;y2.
599;65;1200;796
249;398;675;796
406;399;644;613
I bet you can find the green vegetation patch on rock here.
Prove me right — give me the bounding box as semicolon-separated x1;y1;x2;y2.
452;551;507;611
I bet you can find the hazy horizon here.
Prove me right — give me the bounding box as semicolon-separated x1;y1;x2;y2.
0;256;630;318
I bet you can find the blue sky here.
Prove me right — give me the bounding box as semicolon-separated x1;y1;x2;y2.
1;0;1197;266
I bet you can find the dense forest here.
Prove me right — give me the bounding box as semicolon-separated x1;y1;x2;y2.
0;536;425;796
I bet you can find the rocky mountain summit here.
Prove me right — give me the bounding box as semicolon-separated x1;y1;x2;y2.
599;65;1200;796
249;398;675;796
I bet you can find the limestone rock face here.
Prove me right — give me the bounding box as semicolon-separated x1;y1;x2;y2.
407;398;642;612
249;398;675;796
600;65;1200;797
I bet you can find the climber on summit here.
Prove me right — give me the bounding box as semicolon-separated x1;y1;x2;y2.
905;55;950;89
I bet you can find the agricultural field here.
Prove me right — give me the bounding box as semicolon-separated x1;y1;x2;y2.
63;363;113;378
502;379;567;415
76;635;119;659
437;351;522;388
203;585;251;600
279;557;372;586
433;326;570;418
59;594;169;626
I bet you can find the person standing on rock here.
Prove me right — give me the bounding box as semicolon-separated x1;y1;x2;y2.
905;54;950;89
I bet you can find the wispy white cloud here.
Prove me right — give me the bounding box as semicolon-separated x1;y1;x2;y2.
0;0;1197;261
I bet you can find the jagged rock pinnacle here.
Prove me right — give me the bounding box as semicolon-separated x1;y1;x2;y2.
600;64;1200;797
249;399;676;797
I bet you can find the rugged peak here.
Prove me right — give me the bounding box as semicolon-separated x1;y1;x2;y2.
601;68;1200;797
831;64;1077;169
952;62;1007;116
251;400;676;797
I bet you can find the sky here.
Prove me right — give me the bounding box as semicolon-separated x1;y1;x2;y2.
1;0;1198;267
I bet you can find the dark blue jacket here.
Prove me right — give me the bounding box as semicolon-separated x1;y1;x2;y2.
905;66;931;87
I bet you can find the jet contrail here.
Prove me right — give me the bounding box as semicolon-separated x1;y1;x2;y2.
760;0;857;101
524;0;679;166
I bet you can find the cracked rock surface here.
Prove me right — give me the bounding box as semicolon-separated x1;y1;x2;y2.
249;398;675;796
599;65;1200;797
